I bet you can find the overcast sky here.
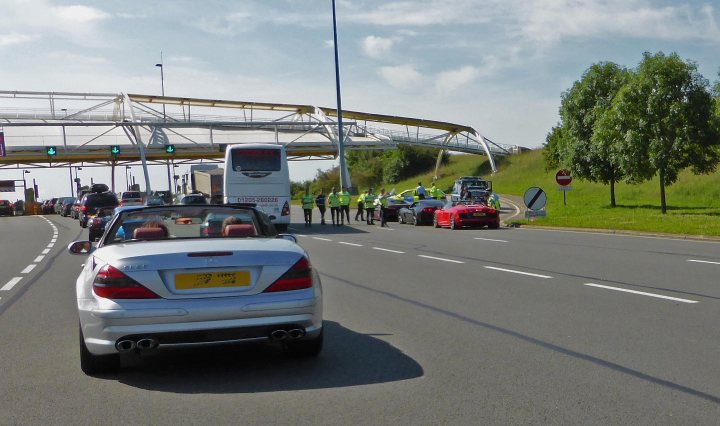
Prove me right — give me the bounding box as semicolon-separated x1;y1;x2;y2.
1;0;719;200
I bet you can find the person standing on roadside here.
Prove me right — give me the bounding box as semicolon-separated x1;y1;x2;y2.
429;180;445;200
355;190;365;222
339;186;351;225
301;188;314;227
328;187;341;226
364;187;376;225
415;181;426;200
378;187;390;227
315;189;327;225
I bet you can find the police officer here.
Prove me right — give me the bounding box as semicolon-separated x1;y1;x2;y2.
301;188;314;227
355;190;365;222
364;187;376;225
378;187;390;227
339;186;351;225
315;189;327;225
328;187;341;226
429;180;445;200
415;181;426;200
488;192;501;210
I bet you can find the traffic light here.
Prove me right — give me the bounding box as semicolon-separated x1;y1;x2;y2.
165;144;176;154
46;146;57;156
110;145;120;156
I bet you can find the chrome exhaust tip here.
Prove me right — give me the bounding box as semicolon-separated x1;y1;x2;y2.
115;340;136;352
270;330;289;341
136;338;159;351
288;329;306;340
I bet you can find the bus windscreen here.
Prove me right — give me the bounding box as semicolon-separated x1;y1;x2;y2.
231;149;281;172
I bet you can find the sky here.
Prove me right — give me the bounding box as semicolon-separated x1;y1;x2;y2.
1;0;719;201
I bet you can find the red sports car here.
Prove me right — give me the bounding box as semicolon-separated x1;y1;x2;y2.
433;200;500;229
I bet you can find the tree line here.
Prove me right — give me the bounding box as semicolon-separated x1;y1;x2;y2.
544;51;720;213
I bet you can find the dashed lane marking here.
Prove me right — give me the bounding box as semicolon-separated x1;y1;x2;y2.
484;266;552;279
21;265;36;274
338;242;363;247
41;248;50;254
33;255;45;263
312;237;332;242
687;259;720;265
584;283;699;304
1;277;23;291
418;255;464;264
372;247;405;254
474;237;508;243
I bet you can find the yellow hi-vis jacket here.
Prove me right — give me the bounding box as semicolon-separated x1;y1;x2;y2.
301;194;314;209
328;192;341;208
339;191;350;206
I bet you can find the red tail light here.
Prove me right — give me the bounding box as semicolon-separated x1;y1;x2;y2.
263;257;312;292
421;207;434;213
281;201;290;216
93;265;160;299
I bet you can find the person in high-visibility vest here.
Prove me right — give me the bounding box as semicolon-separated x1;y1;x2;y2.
339;186;351;225
429;181;445;200
488;192;501;210
378;187;390;227
301;188;314;227
363;188;376;225
315;189;326;225
327;187;341;226
355;191;365;222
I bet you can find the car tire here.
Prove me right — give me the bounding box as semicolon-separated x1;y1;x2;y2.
286;328;323;358
488;222;500;229
89;231;99;242
433;215;439;228
413;214;419;226
450;215;457;230
399;215;405;224
79;325;119;375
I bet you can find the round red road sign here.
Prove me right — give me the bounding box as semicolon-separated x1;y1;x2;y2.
556;170;572;186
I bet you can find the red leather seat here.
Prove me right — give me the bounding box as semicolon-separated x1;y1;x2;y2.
222;224;255;237
133;227;167;240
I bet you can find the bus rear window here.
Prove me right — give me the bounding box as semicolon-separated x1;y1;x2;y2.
231;149;281;172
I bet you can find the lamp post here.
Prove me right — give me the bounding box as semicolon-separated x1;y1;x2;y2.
125;166;131;190
331;0;350;192
22;170;29;199
73;166;82;196
155;52;166;122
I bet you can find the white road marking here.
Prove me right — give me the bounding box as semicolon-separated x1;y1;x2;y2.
484;266;552;279
41;248;50;254
33;255;45;263
418;255;464;264
50;239;57;243
584;283;698;304
378;227;395;231
687;259;720;265
372;247;405;254
312;237;332;241
1;277;23;291
338;242;363;247
21;265;37;274
295;234;308;237
47;244;54;248
474;237;508;243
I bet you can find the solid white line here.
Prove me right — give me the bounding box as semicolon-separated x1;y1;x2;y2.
21;265;36;274
484;266;552;279
312;237;332;241
418;255;464;264
338;242;363;247
474;237;508;243
41;248;50;254
34;255;45;263
584;283;698;304
687;259;720;265
1;277;23;291
372;247;405;254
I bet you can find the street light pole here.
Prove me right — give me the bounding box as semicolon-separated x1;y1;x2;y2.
331;0;350;192
155;52;166;122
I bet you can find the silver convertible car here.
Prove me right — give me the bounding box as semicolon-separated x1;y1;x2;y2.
68;205;323;374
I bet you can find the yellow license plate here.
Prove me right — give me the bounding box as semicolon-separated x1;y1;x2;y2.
175;271;250;290
473;212;486;217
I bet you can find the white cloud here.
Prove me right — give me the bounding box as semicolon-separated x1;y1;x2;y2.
52;5;110;23
0;33;33;47
435;66;480;92
361;36;394;58
379;65;423;89
349;1;493;26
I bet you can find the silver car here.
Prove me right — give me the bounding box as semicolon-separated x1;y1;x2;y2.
69;205;323;374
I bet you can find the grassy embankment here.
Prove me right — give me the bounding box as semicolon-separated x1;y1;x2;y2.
381;150;720;237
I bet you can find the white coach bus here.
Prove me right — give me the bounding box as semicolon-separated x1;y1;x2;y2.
223;143;291;232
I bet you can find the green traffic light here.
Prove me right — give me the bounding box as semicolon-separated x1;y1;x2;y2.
165;145;175;154
110;145;120;155
46;146;57;156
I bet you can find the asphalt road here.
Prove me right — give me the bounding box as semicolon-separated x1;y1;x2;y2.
1;204;719;425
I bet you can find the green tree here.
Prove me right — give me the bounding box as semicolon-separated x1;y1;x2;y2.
543;125;568;171
599;52;720;213
558;61;630;207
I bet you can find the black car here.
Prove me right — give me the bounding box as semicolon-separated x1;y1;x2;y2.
0;200;13;216
152;190;173;205
87;207;115;241
78;187;119;228
178;193;208;205
398;199;446;226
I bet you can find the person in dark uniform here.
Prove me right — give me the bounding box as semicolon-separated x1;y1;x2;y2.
315;190;326;225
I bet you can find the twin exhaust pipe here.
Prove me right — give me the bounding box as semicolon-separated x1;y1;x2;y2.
115;338;159;353
270;328;305;341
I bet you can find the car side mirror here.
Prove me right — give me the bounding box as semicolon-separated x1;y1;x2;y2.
277;233;297;243
67;241;94;255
